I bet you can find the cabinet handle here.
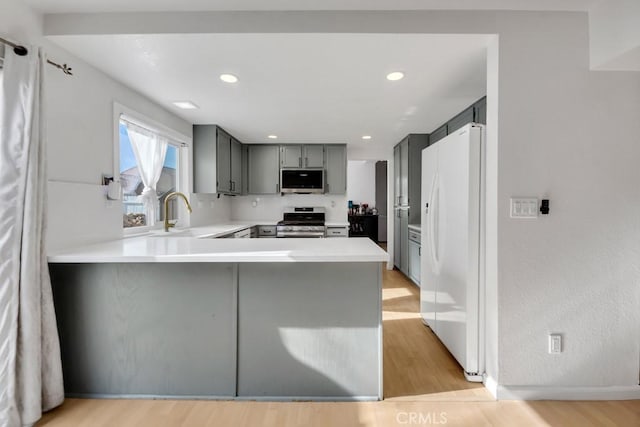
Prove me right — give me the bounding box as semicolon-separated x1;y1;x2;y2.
276;183;279;193
326;183;329;193
299;157;302;168
419;247;421;256
305;157;308;167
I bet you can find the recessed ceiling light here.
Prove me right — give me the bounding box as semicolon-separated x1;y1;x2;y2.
172;101;199;110
386;71;405;81
362;135;372;140
268;135;278;139
220;74;238;83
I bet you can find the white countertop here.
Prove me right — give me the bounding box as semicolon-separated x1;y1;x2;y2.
408;224;421;232
48;223;389;263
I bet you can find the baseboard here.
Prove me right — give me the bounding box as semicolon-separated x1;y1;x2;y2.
482;375;498;399
495;385;640;401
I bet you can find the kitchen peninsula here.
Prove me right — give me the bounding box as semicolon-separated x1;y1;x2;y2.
48;230;388;401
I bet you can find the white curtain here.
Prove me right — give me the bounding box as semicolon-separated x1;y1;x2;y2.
125;122;168;225
0;47;64;426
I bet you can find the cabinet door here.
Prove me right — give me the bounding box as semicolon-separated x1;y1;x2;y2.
325;145;346;194
393;208;401;269
230;137;243;194
400;138;409;206
400;209;409;275
216;129;232;193
393;145;401;207
408;240;421;286
280;145;302;168
248;145;280;194
430;124;448;144
447;106;474;134
303;145;324;168
193;125;217;194
474;97;487;124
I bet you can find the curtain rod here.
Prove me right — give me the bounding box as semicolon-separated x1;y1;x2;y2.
0;36;73;76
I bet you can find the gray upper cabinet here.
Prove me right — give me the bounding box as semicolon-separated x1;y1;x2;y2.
280;145;324;168
304;145;325;168
430;124;448;144
325;145;347;194
248;145;280;194
193;125;243;195
193;125;217;194
393;145;401;207
230;137;243;195
447;106;474;134
280;145;303;168
473;96;487;124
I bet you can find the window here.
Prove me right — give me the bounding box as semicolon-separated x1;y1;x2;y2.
119;118;181;228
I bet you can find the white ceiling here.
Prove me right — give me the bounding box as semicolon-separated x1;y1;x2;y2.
51;33;490;153
32;0;604;156
26;0;600;13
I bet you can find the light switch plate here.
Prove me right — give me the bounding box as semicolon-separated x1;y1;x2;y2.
549;334;562;354
510;198;538;218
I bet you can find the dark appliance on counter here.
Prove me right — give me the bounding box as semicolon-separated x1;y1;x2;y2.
280;169;324;194
276;207;326;238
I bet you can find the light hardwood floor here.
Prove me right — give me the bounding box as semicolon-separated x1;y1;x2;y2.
37;263;640;426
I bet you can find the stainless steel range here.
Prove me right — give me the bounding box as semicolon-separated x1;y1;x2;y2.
276;207;326;238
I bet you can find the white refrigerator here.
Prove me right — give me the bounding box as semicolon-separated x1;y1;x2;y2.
420;123;484;381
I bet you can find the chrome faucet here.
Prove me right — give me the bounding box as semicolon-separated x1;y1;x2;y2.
164;191;193;232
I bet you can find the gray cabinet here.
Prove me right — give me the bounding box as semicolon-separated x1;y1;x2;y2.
193;125;243;195
280;145;302;168
304;145;324;168
216;129;232;193
408;229;421;286
193;125;218;194
230;137;243;194
280;145;325;168
473;96;487;124
430;124;448;144
393;134;428;272
447;106;474;134
325;144;347;194
248;145;280;194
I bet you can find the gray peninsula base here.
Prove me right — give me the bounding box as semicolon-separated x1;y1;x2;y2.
50;262;383;401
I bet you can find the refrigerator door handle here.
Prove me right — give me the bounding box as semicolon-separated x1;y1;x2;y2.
428;173;440;273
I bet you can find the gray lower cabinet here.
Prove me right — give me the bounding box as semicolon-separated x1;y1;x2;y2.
248;145;280;194
400;210;409;275
50;263;237;397
408;229;421;286
237;263;381;398
325;144;347;194
394;209;401;270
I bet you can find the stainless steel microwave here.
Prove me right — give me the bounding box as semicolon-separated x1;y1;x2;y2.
280;169;324;194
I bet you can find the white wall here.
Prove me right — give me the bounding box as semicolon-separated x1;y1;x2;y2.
85;9;640;397
11;6;640;396
590;0;640;70
347;160;376;208
1;0;231;251
231;194;348;223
